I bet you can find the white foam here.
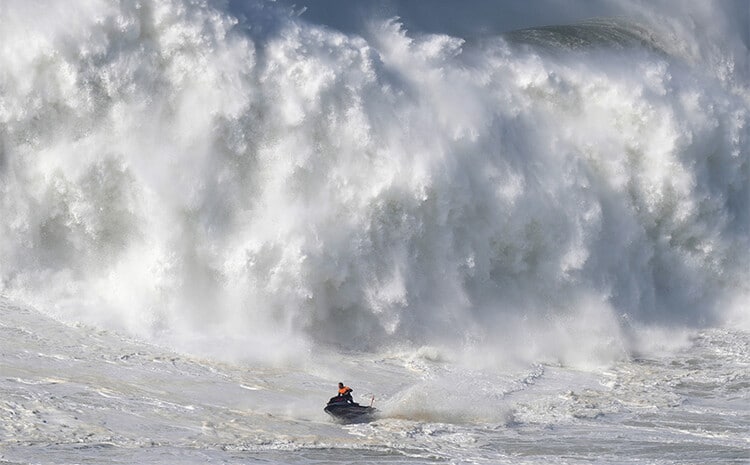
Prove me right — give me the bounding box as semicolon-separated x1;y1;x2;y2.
0;0;748;367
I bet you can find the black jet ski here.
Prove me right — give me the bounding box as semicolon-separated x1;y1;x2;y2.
324;397;377;422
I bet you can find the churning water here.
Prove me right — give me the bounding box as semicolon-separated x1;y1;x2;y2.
1;0;748;463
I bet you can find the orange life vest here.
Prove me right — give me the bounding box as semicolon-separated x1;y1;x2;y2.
338;386;352;395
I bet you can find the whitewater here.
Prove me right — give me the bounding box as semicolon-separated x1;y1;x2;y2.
1;0;748;463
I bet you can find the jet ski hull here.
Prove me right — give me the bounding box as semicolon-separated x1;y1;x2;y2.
324;402;377;422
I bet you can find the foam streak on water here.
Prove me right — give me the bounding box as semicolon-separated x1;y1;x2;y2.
1;300;749;464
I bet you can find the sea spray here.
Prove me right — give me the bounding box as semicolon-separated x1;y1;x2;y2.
1;0;748;365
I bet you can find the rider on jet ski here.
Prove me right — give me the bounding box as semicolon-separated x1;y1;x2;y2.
329;382;354;404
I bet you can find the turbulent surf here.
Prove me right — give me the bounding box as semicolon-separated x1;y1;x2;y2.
1;0;748;463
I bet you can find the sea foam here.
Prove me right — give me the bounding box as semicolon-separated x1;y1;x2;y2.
1;0;747;365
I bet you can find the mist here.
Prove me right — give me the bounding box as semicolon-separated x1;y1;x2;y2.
0;0;747;366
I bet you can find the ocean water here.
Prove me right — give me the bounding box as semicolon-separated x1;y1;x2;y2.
1;0;749;463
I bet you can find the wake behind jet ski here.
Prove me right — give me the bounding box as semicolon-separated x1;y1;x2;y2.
324;382;377;422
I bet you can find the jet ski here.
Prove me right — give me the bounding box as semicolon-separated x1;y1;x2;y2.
324;397;377;422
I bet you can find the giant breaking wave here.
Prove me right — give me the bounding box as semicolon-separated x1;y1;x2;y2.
1;0;748;365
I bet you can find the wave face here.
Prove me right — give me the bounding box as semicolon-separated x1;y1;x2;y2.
1;0;748;363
